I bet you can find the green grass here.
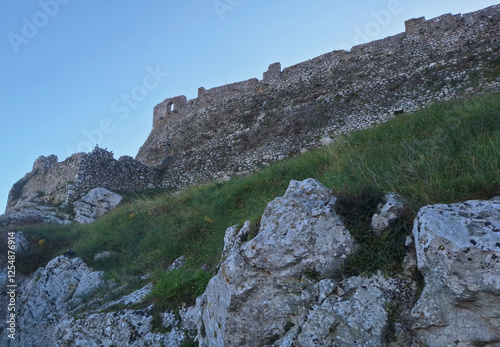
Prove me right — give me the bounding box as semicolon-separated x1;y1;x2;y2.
146;269;213;311
7;91;500;310
11;224;81;274
322;94;500;205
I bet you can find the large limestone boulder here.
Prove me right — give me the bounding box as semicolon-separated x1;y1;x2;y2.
196;179;356;347
4;256;105;347
73;188;123;224
411;198;500;346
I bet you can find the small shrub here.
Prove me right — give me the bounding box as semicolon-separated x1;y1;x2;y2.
246;215;262;241
333;186;384;231
341;209;414;277
334;189;413;276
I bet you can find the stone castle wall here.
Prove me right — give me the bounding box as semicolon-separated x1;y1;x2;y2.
71;147;161;201
136;4;500;188
6;147;161;213
6;4;500;215
6;154;83;212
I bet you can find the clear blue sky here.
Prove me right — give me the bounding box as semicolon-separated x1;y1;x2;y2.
1;0;498;213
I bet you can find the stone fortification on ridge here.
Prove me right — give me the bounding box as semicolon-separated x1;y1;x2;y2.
4;4;500;223
4;147;161;218
136;4;500;188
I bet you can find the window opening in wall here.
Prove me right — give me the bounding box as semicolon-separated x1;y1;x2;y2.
167;102;174;113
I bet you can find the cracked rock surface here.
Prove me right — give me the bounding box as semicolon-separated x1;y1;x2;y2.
196;179;356;347
3;180;500;346
411;198;500;347
73;188;123;224
1;256;105;347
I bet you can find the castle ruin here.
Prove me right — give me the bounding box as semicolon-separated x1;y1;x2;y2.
4;4;500;222
136;4;500;189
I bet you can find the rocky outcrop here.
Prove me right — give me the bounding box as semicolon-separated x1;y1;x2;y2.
4;178;500;346
54;303;186;347
411;198;500;346
73;188;123;224
0;191;72;226
5;154;83;214
194;180;419;347
290;274;414;347
2;256;106;347
1;186;123;226
51;271;196;346
4;147;161;226
196;179;357;346
1;254;190;347
193;181;500;346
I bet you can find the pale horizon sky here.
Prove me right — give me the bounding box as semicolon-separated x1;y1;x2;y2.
1;0;498;213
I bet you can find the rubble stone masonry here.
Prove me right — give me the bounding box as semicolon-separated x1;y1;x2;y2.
135;5;500;188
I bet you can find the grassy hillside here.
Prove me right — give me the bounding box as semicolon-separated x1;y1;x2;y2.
8;91;500;310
